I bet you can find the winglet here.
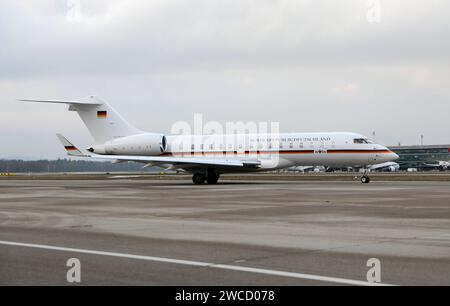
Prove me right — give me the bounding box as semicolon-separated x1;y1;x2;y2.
56;134;90;157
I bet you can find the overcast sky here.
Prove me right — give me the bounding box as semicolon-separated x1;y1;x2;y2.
1;0;450;159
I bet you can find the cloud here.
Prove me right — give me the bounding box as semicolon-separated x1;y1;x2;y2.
1;0;450;158
2;0;450;78
333;83;358;94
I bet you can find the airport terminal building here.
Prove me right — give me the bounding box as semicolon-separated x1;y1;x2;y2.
389;145;450;170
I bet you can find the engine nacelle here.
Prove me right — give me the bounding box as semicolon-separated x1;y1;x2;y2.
88;133;167;156
87;145;107;154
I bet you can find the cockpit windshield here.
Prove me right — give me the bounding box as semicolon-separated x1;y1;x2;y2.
354;138;374;144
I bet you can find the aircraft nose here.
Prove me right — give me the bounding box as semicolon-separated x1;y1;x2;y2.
389;150;399;161
380;146;399;162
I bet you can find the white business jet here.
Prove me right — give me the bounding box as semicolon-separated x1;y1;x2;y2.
21;96;398;184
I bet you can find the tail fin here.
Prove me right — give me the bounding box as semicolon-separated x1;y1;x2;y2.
21;96;142;143
56;134;90;157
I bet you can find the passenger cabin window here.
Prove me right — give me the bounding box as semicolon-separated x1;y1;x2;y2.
354;138;373;144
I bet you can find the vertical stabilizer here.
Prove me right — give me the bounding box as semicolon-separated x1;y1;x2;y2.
21;96;142;143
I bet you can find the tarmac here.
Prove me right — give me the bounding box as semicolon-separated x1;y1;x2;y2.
0;177;449;285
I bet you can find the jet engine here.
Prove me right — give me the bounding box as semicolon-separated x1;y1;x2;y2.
88;133;168;156
388;166;397;172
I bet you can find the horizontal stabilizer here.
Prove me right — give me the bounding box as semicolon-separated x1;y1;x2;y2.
19;96;102;106
56;134;90;157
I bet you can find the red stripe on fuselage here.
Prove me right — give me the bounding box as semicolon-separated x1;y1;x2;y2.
327;149;392;154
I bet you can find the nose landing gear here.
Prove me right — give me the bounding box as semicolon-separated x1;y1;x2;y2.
360;168;371;184
361;176;371;184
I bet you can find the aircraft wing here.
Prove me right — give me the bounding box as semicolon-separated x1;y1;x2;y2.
422;161;449;170
91;154;261;169
56;134;261;170
423;163;439;167
369;162;399;170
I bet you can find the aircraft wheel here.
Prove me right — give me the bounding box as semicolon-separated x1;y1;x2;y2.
207;173;220;184
192;173;206;185
361;176;371;184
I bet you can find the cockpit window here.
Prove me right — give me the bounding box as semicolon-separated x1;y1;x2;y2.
354;138;373;144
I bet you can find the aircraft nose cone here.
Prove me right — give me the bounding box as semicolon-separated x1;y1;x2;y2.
380;146;399;162
390;151;400;161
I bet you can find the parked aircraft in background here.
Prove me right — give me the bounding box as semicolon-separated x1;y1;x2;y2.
369;162;400;172
289;162;399;173
22;96;399;184
285;166;323;173
423;161;450;171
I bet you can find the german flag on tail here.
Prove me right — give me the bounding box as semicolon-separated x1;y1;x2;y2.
97;110;107;118
64;146;78;152
56;134;90;157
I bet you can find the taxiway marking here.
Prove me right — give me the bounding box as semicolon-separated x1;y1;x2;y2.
0;240;394;286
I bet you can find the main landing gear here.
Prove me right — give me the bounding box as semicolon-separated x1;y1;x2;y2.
192;173;206;185
192;171;220;185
